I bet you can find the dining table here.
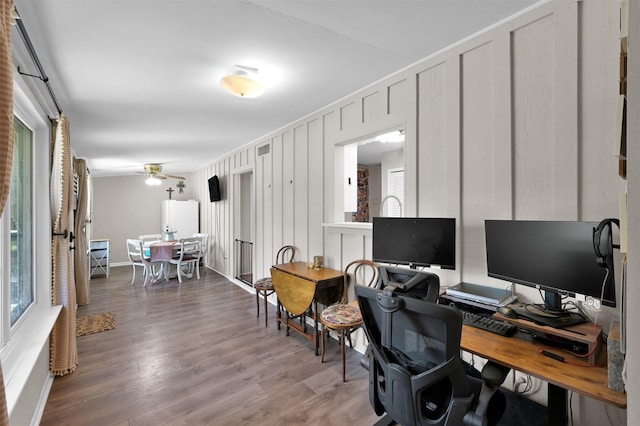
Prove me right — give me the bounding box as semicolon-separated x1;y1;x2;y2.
144;240;178;283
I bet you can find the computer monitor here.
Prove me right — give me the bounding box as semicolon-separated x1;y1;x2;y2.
484;220;615;309
372;217;456;270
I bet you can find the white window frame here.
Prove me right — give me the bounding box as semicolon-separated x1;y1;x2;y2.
0;75;61;417
385;168;404;217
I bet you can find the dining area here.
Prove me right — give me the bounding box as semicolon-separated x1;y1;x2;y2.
125;233;209;286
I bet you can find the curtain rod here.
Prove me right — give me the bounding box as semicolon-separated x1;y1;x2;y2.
14;16;63;115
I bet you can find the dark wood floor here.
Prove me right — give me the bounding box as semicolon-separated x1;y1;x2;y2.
40;265;380;425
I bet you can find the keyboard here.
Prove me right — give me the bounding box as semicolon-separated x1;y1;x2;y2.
461;310;517;337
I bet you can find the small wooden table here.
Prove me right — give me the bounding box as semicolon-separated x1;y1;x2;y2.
271;262;344;355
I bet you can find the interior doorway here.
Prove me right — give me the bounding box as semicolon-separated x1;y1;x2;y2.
233;170;254;285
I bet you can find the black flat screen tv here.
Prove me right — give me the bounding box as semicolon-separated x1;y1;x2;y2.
484;220;615;308
372;217;456;269
208;175;221;202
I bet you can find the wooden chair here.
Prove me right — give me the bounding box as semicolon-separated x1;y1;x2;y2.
320;259;379;382
253;245;296;327
169;237;202;284
125;238;146;285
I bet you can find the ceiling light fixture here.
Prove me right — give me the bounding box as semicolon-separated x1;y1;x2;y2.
145;176;161;186
220;65;264;98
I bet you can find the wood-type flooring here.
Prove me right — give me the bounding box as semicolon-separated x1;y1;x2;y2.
40;265;380;425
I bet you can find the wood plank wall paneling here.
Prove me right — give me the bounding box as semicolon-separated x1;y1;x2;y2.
282;131;295;247
461;41;498;285
417;62;449;217
308;118;324;259
388;79;407;115
512;13;558;219
340;101;359;131
188;10;629;415
294;126;309;261
195;0;620;308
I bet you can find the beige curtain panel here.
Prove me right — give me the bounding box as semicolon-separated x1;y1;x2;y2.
0;2;14;424
50;114;78;376
74;158;90;305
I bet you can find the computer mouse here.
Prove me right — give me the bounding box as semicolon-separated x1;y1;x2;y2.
497;306;518;318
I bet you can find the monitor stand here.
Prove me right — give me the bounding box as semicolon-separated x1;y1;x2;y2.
511;304;586;328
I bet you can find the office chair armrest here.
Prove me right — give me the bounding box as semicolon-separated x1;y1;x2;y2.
463;362;510;426
481;361;510;388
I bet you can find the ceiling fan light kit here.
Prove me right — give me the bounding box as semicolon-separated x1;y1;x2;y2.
140;163;185;185
220;65;263;98
145;177;162;186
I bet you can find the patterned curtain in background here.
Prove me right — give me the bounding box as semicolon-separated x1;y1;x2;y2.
74;158;90;305
50;114;78;375
0;1;15;424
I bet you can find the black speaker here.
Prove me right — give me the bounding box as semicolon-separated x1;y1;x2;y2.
208;175;221;202
593;218;620;267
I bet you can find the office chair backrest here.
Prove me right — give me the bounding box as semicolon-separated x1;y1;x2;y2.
356;285;477;426
378;265;440;302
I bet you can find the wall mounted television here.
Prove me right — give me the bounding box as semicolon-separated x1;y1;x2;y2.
484;220;615;309
372;217;456;270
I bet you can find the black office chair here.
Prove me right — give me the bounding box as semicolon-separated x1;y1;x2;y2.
356;284;509;426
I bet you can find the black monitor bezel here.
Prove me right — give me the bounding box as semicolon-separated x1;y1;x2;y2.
484;219;616;308
372;217;456;270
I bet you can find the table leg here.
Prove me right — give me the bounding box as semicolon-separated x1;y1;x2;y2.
276;298;282;331
548;384;567;426
314;300;319;355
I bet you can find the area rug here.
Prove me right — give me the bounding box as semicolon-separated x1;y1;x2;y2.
76;312;116;337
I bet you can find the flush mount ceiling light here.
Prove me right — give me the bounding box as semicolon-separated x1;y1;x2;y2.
220;65;264;98
376;130;405;143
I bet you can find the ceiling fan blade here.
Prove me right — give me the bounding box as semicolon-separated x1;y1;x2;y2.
161;173;186;180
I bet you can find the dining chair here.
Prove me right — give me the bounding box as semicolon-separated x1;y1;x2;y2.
193;232;209;275
169;237;202;284
125;239;146;285
320;259;379;382
253;245;296;327
138;234;162;243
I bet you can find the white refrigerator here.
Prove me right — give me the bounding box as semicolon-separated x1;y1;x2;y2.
161;200;199;240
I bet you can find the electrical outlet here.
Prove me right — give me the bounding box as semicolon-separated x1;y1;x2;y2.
584;296;601;311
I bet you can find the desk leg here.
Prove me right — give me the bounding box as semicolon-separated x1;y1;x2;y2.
313;300;319;355
548;384;567;426
276;298;282;331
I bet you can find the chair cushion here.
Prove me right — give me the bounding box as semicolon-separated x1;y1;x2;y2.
254;277;273;290
321;304;362;326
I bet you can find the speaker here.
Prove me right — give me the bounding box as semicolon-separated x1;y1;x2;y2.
208;175;221;202
593;218;620;267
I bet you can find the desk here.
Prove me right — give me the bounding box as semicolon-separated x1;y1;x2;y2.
461;324;626;424
271;262;344;355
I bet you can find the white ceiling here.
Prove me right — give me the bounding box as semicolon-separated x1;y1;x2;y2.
11;0;538;177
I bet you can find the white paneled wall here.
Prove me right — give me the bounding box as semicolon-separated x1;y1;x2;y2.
191;2;625;423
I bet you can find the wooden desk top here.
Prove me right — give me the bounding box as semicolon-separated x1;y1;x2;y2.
272;261;344;283
461;325;627;408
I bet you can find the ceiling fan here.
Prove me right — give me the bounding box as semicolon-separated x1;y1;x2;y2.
138;163;185;185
